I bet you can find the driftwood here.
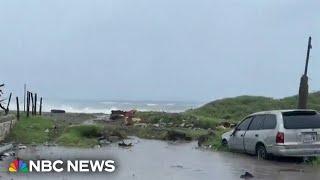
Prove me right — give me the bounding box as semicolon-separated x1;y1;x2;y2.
0;84;10;114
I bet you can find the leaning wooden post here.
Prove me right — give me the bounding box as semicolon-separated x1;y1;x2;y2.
5;92;12;115
298;36;312;109
34;93;37;115
16;97;20;120
27;91;30;117
39;97;43;116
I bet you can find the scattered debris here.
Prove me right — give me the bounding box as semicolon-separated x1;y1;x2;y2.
197;134;210;147
110;110;125;120
124;110;136;126
132;118;142;123
153;123;160;127
18;145;27;150
2;151;15;157
43;142;57;147
134;123;148;128
51;109;66;113
110;110;138;126
44;128;49;133
108;136;120;142
0;144;13;154
240;172;254;179
216;125;226;130
165;130;192;141
118;141;133;147
99;139;111;146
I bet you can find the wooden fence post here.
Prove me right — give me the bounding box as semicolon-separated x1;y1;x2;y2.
16;97;20;120
30;92;34;115
39;97;42;116
27;91;30;117
34;93;37;115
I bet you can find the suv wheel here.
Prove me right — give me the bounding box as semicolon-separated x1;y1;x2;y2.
221;139;228;147
256;144;267;160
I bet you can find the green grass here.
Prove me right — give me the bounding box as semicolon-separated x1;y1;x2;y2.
188;91;320;123
209;129;230;151
7;115;54;144
135;111;194;124
57;125;104;147
307;157;320;166
135;111;219;130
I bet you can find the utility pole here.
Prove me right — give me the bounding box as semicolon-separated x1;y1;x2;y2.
298;36;312;109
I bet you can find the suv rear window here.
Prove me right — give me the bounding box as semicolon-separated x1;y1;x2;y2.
282;111;320;129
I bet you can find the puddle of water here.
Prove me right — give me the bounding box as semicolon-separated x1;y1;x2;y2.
1;137;320;180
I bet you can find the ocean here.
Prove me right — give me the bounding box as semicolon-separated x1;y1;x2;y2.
20;99;204;114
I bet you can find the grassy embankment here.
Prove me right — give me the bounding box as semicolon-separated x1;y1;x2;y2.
6;114;210;148
7;115;54;144
6;114;104;147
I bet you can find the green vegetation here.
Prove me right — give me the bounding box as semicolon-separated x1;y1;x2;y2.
135;111;195;124
136;92;320;129
57;125;103;147
7;115;54;144
104;121;210;141
206;129;230;151
135;111;218;129
188;91;320;123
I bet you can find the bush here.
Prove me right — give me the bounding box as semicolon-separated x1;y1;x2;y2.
57;125;103;147
7;115;54;144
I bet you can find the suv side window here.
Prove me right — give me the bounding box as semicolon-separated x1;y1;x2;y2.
262;114;277;129
237;117;253;131
248;115;265;130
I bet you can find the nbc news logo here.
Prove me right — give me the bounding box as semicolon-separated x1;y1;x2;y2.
8;159;115;173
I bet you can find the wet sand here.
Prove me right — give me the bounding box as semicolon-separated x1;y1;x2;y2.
1;137;320;180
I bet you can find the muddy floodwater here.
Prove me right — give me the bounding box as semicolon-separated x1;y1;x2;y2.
1;137;320;180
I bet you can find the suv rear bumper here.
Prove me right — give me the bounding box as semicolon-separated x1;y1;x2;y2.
271;145;320;157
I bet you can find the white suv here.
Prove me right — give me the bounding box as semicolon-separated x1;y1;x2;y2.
221;110;320;159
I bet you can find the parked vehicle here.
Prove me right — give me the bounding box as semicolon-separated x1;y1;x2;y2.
221;109;320;159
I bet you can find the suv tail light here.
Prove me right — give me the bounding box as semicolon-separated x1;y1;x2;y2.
276;132;284;144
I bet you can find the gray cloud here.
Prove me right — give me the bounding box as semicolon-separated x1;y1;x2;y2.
0;0;319;101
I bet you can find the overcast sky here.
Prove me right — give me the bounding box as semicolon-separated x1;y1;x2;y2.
0;0;319;102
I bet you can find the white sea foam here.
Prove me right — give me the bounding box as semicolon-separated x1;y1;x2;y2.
42;104;119;114
7;100;199;114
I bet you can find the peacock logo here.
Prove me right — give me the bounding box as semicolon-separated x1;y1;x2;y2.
8;159;28;173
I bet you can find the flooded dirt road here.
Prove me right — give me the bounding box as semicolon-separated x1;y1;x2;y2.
1;137;320;180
